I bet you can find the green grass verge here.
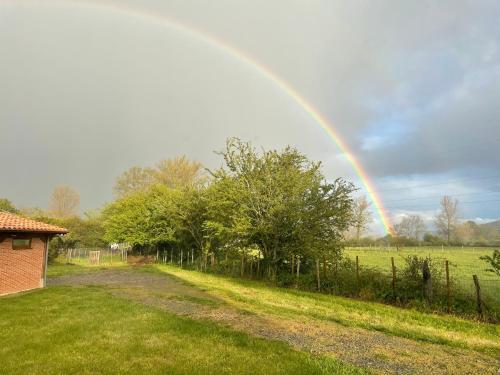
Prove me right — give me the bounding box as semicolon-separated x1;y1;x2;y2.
149;265;500;357
0;286;364;375
47;260;128;278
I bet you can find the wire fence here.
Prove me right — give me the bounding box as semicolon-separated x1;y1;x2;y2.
345;246;500;317
60;245;499;319
63;248;128;266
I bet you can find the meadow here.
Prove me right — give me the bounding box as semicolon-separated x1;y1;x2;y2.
344;246;499;306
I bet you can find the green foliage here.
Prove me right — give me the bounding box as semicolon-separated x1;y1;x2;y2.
103;138;355;280
206;138;355;277
0;198;18;213
480;250;500;276
398;255;444;301
103;186;181;247
31;212;107;261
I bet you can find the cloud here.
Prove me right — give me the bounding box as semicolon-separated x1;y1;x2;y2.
0;1;498;227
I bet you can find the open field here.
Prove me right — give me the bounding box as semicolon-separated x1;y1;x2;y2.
24;262;499;374
345;247;500;306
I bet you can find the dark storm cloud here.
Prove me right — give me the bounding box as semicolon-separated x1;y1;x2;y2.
0;0;499;227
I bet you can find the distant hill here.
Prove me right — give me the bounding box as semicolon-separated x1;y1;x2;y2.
479;220;500;230
476;220;500;245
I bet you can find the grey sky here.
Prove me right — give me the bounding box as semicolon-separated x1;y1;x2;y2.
1;0;499;233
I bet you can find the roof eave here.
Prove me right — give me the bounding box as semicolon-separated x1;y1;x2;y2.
0;229;68;235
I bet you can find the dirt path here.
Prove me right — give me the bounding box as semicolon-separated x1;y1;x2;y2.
49;269;499;375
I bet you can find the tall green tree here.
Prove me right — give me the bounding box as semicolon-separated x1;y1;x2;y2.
103;185;181;249
206;138;355;277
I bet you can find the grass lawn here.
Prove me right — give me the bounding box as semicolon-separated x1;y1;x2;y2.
0;286;364;375
149;264;500;357
47;260;128;278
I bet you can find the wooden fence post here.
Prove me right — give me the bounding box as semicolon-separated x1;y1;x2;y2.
240;254;245;277
423;259;432;303
256;252;260;278
323;255;327;279
391;257;396;299
291;254;295;274
472;275;482;319
445;260;451;313
180;249;183;268
355;255;360;289
316;259;321;291
296;257;301;288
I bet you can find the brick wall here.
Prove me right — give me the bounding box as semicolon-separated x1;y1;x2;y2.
0;235;46;296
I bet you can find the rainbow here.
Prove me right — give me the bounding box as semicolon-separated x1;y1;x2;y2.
3;0;394;235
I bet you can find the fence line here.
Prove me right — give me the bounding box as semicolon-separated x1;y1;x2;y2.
153;248;499;320
64;248;128;266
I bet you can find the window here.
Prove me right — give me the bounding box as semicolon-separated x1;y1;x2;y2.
12;238;32;250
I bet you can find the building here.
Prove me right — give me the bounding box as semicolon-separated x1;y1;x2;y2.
0;211;68;296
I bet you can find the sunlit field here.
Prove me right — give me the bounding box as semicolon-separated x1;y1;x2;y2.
344;247;499;306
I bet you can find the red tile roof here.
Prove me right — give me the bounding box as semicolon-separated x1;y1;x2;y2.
0;211;68;234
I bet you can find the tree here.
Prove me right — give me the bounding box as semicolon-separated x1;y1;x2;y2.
49;186;80;218
0;198;18;213
19;206;46;218
41;211;107;257
102;190;152;247
395;215;426;240
155;156;206;189
434;196;459;244
455;220;478;245
113;157;205;198
206;138;355;277
103;185;182;248
102;138;356;281
175;187;208;255
350;196;372;241
113;166;155;198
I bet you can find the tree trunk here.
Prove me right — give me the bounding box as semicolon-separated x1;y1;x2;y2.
316;259;321;291
323;256;327;279
240;254;245;277
295;257;300;288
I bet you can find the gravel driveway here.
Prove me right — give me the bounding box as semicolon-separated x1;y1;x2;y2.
49;268;500;375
